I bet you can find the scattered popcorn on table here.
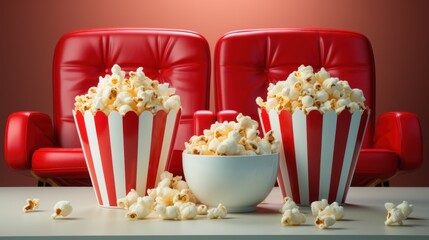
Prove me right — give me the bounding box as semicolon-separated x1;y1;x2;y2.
315;215;336;229
117;189;139;209
385;208;406;226
207;204;228;219
281;208;306;226
155;204;181;220
154;186;179;206
395;201;413;219
126;196;154;220
23;198;39;213
310;199;344;229
178;202;198;220
279;197;299;214
74;64;181;115
173;189;192;205
184;113;279;155
311;199;329;217
197;204;208;215
147;171;198;207
118;172;230;222
256;65;367;114
384;201;413;226
318;202;344;220
51;200;72;219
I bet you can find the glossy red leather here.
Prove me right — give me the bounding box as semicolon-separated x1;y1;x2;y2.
32;148;91;185
373;112;423;170
4;112;55;169
4;28;211;185
351;149;398;186
213;29;422;185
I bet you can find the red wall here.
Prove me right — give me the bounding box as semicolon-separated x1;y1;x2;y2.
1;0;428;186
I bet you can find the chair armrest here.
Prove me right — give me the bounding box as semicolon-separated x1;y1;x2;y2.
373;112;423;170
193;110;240;136
193;110;215;135
4;111;55;170
217;110;239;123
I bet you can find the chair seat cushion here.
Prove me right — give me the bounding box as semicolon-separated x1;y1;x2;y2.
32;147;185;186
352;148;398;186
32;148;91;185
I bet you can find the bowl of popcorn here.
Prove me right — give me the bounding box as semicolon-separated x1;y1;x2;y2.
256;65;370;205
182;114;279;213
73;64;181;208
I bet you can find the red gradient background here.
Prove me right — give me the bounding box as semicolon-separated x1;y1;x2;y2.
1;0;428;186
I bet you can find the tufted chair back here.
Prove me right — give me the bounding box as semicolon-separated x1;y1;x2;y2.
214;29;375;148
52;28;210;176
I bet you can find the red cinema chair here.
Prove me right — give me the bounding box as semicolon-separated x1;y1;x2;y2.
194;28;422;186
4;28;210;186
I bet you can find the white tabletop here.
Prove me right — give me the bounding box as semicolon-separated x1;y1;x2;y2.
0;186;428;239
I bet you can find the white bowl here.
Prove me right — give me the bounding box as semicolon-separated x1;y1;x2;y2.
182;153;279;213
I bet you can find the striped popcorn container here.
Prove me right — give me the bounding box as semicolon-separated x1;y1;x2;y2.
259;108;369;205
73;109;181;207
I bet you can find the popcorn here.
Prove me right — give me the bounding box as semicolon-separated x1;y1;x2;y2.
256;65;367;114
155;204;181;220
154;187;179;206
281;208;306;226
207;204;228;219
311;199;329;217
184;113;279;156
318;203;344;221
23;198;39;213
279;197;299;214
74;64;181;115
315;215;336;229
126;196;154;220
173;189;192;205
177;202;198;220
117;189;139;209
145;171;201;221
384;201;413;226
311;199;343;229
197;204;208;215
51;201;73;219
385;208;406;226
396;201;413;218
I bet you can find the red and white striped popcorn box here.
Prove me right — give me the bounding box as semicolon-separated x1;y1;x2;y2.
259;108;370;205
73;109;181;207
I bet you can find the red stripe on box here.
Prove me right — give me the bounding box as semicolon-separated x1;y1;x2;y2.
328;111;352;203
259;108;272;134
147;111;167;190
94;112;117;207
279;110;300;203
306;111;323;203
123;112;139;193
342;109;370;202
75;112;103;206
166;109;182;172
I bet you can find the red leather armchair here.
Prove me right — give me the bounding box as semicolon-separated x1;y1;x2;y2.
4;28;211;186
196;28;422;186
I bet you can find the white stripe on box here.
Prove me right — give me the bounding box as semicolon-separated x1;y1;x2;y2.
155;109;179;185
136;111;153;196
336;111;362;202
319;111;337;200
84;112;109;207
269;110;292;199
292;110;309;205
346;110;370;192
108;112;126;200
